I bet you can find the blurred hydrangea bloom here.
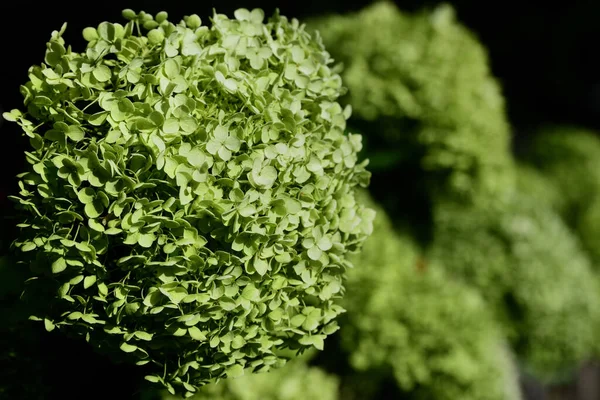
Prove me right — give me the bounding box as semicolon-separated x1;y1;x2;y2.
428;194;600;382
340;193;522;400
155;358;338;400
520;126;600;265
308;2;514;204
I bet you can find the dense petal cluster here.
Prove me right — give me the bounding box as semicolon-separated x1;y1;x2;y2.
3;8;373;396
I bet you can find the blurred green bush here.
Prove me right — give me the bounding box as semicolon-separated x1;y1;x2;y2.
340;194;523;400
519;126;600;265
428;194;600;382
152;357;338;400
308;1;514;205
311;0;600;389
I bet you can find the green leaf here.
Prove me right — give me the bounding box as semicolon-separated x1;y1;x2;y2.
51;258;67;274
83;275;97;289
105;227;122;235
143;290;163;307
231;335;246;349
138;233;156;248
34;96;53;106
249;8;264;23
21;242;37;252
67;125;85;142
44;318;55;332
317;235;332;251
75;242;94;253
179;117;197;134
241;284;260;302
164;59;180;79
134;331;154;341
98;282;108;296
186;148;205;168
2;109;21;122
214;125;228;140
307;246;322;261
163;242;177;254
97;22;116;42
302;310;321;331
160;286;188;304
122;9;137;20
148;111;164;127
30;134;44;150
226;364;245;378
67;312;83;320
188;326;207;341
254;258;268;276
163;118;179;134
268;308;283;321
290;314;305;327
120;342;138;353
88;111;109;126
234;8;251;21
145;375;162;383
58;283;71;298
219;297;237;311
84;201;104;218
82;27;98;41
93;65;112;82
88;218;105;232
299;335;325;350
238;204;256;217
252;165;277;188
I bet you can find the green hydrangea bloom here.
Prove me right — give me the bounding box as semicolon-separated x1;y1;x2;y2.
155;359;338;400
428;195;600;382
3;8;373;396
341;194;521;400
308;2;514;204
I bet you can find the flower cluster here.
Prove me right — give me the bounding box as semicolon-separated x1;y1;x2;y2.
4;8;373;396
